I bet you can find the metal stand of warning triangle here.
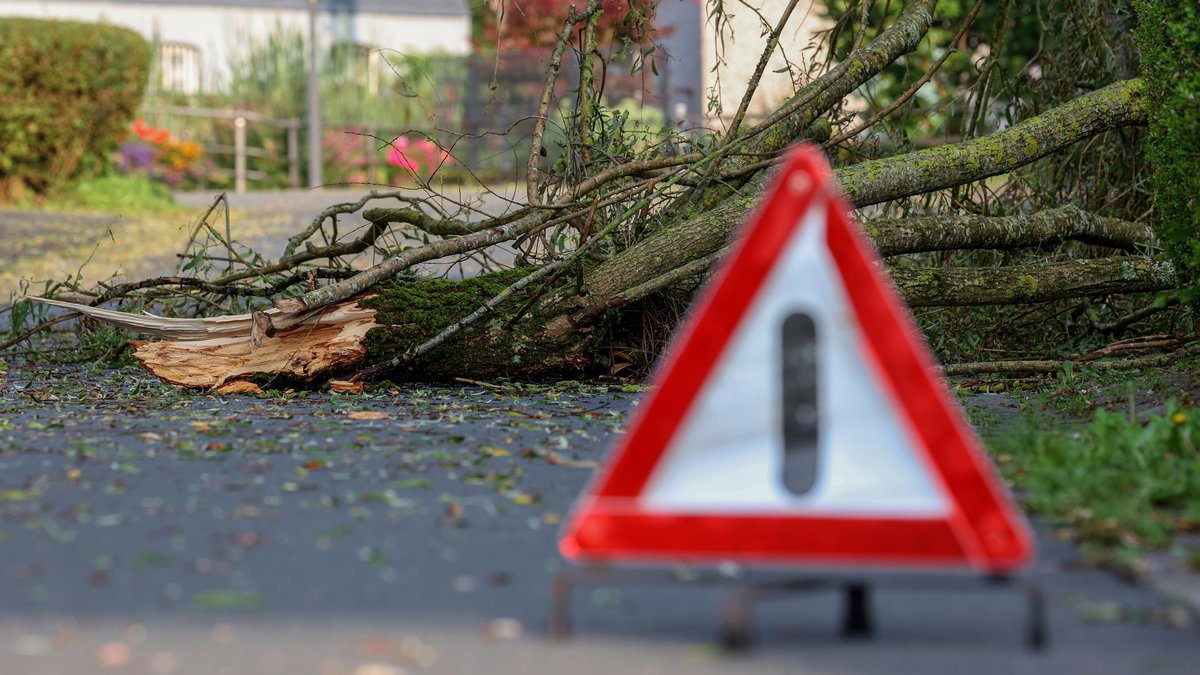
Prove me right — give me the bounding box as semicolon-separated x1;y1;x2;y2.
547;566;1047;651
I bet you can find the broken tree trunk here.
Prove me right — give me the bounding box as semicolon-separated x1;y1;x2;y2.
33;297;380;391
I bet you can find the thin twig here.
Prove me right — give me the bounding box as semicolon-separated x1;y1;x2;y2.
527;1;601;206
174;192;228;275
723;0;802;144
825;0;985;148
0;313;79;352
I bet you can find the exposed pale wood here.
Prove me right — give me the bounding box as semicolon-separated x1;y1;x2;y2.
31;296;294;340
130;301;378;389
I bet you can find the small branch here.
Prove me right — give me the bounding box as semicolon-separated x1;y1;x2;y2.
174;192;229;275
527;1;600;205
0;313;79;352
282;189;414;258
837;79;1148;207
360;207;478;236
1094;296;1180;334
574;5;602;171
824;0;985;148
723;0;802;144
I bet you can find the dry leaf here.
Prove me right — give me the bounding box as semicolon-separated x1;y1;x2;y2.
215;380;263;395
481;617;523;641
330;379;365;394
347;410;388;420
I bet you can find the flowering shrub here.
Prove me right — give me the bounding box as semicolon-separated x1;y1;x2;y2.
116;120;204;186
322;128;370;183
384;136;451;184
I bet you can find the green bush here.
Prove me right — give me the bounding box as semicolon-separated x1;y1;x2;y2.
1134;1;1200;286
0;18;150;198
68;174;179;214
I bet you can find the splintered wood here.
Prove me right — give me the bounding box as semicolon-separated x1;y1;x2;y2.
31;297;378;392
132;302;377;391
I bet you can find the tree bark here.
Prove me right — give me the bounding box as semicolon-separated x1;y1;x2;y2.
895;256;1175;307
869;206;1156;256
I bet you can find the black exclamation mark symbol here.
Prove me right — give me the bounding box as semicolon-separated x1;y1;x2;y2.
782;312;819;495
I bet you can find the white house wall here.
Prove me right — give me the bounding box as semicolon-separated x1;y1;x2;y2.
1;2;469;91
701;0;830;128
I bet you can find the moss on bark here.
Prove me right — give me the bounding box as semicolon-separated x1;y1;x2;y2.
359;270;600;381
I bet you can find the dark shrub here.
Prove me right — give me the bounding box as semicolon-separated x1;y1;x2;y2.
0;18;150;198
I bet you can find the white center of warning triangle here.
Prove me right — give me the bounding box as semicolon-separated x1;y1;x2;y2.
641;201;950;515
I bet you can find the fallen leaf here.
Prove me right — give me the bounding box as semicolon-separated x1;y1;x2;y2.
96;641;131;668
216;380;263;395
481;617;523;641
347;411;389;421
331;379;365;394
190;590;263;611
510;492;538;505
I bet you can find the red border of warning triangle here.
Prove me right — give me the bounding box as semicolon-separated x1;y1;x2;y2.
559;145;1034;573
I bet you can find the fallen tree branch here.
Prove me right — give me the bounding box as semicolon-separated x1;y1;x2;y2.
895;256;1176;307
869;206;1157;256
577;78;1148;306
679;0;937;215
837;78;1148;206
0;313;78;352
283;189;411;258
943;338;1200;376
1093;296;1180;334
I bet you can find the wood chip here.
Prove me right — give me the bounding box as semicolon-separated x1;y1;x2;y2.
215;380;264;395
330;379;365;394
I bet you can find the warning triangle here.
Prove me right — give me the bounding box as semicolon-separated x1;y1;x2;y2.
560;145;1034;573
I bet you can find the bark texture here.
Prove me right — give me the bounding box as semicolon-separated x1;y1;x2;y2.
894;256;1175;307
869;206;1157;256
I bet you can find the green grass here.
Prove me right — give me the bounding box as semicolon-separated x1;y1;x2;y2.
64;174;182;215
987;403;1200;571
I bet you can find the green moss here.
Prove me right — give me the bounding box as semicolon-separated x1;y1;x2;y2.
358;269;599;381
915;267;942;284
1017;274;1039;296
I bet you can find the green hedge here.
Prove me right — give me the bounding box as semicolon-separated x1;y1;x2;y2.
1134;1;1200;285
0;18;150;198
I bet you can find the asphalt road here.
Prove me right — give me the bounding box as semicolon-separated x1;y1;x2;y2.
0;364;1197;674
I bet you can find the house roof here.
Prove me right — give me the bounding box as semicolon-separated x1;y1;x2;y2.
36;0;469;17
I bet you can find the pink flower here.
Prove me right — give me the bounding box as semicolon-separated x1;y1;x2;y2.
387;145;418;172
386;137;418;172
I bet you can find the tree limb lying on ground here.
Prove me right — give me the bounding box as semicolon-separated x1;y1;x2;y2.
10;1;1187;388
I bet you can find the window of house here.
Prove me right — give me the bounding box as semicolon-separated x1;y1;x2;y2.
160;42;201;95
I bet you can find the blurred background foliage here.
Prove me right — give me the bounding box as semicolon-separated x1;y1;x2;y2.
0;18;149;200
